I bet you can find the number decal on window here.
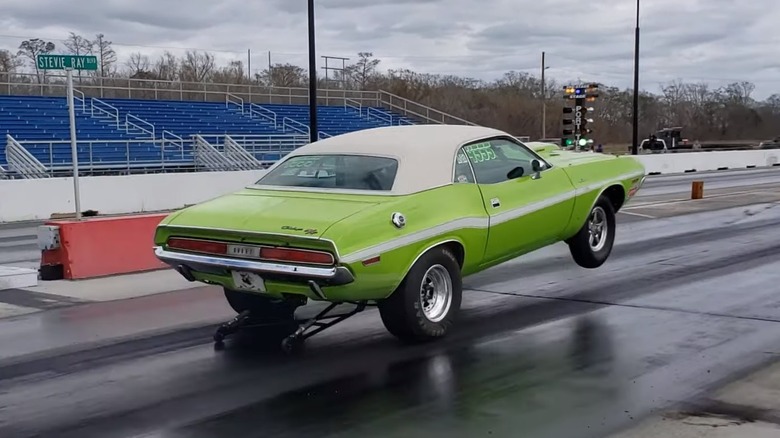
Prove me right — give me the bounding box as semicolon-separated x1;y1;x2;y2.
464;143;496;163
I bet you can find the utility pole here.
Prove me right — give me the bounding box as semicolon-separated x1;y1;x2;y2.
631;0;640;155
307;0;317;143
541;51;546;140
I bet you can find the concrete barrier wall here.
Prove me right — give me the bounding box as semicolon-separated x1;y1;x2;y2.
2;150;779;223
634;149;780;174
0;169;268;222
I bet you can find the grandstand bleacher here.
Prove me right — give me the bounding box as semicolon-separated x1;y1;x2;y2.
0;93;417;178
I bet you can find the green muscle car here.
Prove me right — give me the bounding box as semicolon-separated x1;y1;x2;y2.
153;125;646;352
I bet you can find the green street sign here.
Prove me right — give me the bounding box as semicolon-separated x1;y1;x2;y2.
36;54;98;71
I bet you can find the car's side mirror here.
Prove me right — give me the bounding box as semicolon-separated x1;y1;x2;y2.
531;159;543;180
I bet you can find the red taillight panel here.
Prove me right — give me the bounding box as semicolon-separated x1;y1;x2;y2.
166;237;335;266
260;247;335;265
167;238;227;255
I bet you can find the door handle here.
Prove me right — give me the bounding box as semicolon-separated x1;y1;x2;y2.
491;198;500;208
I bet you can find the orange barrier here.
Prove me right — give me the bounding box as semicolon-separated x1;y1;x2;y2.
40;213;169;280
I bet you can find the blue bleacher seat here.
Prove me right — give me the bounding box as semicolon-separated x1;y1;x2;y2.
0;94;416;172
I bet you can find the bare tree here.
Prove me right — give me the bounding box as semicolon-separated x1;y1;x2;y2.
344;52;380;90
63;32;95;83
17;38;56;83
180;50;215;83
125;52;150;77
257;63;307;88
94;34;117;78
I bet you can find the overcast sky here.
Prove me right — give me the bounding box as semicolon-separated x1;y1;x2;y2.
0;0;778;99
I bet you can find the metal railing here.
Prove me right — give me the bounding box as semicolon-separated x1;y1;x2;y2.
193;134;233;171
72;88;86;113
376;90;478;126
90;98;120;128
5;135;50;179
0;72;381;106
367;107;392;124
344;98;363;116
162;130;186;156
226;93;245;113
198;133;308;154
223;136;263;170
248;103;278;127
12;138;196;177
283;117;310;135
125;114;156;139
318;131;332;140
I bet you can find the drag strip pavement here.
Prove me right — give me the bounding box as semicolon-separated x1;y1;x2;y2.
3;204;780;438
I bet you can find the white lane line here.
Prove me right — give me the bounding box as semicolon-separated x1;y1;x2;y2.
619;211;657;219
625;189;780;209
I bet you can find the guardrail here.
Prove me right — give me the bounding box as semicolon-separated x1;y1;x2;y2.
367;107;392;124
5;135;49;179
125;114;156;139
344;98;362;116
72;88;86;113
223;136;263;170
248;103;278;128
10;138;196;177
377;90;478;126
161;130;186;156
282;117;310;136
226;93;245;113
0;72;381;107
90;98;120;129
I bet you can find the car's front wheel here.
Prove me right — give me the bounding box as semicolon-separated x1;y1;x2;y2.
377;246;463;343
567;194;616;269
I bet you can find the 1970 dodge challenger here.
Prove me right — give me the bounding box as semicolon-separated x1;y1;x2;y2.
153;125;646;351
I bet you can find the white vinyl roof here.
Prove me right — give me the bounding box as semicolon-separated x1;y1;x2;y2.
260;124;510;195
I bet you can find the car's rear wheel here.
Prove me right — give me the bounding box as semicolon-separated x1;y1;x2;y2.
567;194;616;269
377;246;463;343
222;288;301;343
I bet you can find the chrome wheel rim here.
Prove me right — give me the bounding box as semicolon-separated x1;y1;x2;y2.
419;264;452;323
588;206;608;252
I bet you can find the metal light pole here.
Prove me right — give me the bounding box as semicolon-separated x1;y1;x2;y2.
631;0;640;155
541;52;550;140
307;0;318;143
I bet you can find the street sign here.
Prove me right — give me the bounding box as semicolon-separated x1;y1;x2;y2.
35;53;100;220
36;54;98;71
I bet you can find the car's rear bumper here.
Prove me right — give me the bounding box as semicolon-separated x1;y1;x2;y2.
153;246;355;286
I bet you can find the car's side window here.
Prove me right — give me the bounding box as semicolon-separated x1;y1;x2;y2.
464;137;547;185
453;149;476;183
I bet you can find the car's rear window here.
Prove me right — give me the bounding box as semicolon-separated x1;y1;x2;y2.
256;154;399;191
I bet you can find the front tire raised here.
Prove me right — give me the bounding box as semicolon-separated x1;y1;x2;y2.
568;195;616;269
378;247;463;343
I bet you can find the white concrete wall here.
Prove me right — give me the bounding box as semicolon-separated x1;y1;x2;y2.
0;169;268;222
634;149;780;174
1;150;779;222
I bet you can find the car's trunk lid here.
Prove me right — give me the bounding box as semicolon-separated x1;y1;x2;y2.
159;188;383;254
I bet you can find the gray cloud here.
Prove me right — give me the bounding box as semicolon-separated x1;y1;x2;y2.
0;0;777;98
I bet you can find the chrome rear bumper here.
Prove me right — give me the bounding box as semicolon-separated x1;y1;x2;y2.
154;246;355;286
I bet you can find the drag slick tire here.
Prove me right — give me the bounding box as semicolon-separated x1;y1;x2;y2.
567;194;616;269
220;288;301;344
378;246;463;343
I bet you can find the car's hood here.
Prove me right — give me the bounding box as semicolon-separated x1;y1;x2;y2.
164;188;382;239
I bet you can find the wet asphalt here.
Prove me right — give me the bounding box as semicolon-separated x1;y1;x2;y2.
2;170;780;437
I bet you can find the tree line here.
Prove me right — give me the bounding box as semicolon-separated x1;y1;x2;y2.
0;32;778;143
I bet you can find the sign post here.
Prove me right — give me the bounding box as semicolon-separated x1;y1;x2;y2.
37;54;98;220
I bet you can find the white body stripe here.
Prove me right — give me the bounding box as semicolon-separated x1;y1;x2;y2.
339;171;644;264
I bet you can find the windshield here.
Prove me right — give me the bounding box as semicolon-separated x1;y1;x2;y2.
255;154;399;191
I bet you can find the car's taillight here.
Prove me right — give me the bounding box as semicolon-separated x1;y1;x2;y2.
167;238;227;255
260;247;335;265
